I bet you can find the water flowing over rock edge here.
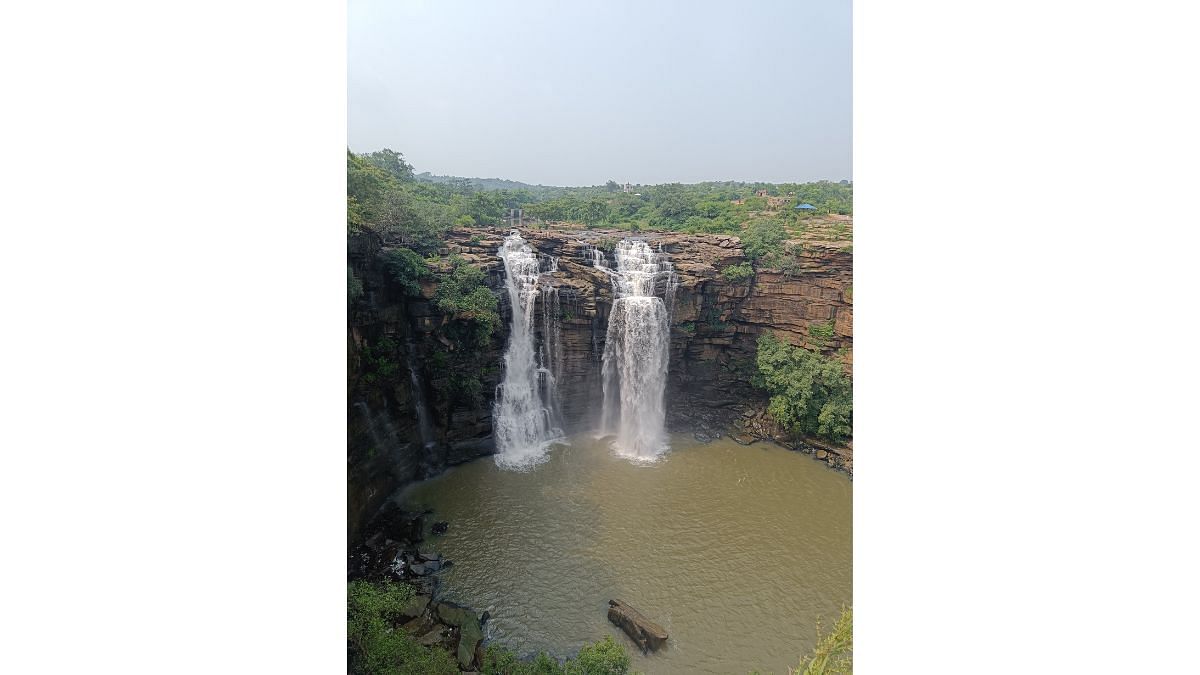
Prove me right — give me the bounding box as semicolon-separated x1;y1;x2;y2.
348;225;852;543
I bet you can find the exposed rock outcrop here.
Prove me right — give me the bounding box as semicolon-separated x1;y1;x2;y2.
348;225;853;540
606;599;669;652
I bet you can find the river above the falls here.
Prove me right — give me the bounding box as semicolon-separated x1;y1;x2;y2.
399;433;852;675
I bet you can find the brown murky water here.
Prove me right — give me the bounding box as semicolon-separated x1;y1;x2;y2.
401;433;852;674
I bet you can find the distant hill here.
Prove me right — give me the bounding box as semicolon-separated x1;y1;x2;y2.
415;172;572;192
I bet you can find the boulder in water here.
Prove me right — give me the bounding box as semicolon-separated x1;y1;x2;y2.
607;599;669;652
434;602;483;669
431;521;449;535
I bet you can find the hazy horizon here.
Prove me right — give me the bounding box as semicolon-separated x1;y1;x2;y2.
349;0;851;186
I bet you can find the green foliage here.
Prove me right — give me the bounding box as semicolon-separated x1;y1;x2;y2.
565;636;630;675
794;607;853;675
742;219;789;263
362;148;416;182
793;181;853;215
434;256;499;347
348;580;459;675
808;321;836;341
360;336;401;385
381;247;429;295
594;237;618;253
721;262;755;283
679;321;697;334
354;152;850;240
480;636;631;675
754;332;852;442
449;372;484;406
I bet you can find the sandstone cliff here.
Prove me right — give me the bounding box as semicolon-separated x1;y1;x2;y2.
347;225;852;541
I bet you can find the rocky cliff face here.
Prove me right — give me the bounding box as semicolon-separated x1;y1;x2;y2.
347;225;852;541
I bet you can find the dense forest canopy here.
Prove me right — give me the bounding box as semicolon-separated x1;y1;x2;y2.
349;148;852;248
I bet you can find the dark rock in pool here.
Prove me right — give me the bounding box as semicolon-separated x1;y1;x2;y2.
431;521;449;535
409;563;428;576
434;601;483;669
607;599;669;652
398;592;430;620
693;432;713;443
732;433;757;446
419;551;441;562
409;575;437;596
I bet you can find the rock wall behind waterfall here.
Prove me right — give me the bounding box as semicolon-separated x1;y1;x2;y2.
347;226;852;540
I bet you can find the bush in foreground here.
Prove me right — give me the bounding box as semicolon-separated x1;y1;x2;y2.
482;635;631;675
347;580;458;675
792;606;852;675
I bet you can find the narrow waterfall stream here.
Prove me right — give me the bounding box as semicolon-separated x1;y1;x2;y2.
493;230;564;467
594;240;677;460
404;337;436;451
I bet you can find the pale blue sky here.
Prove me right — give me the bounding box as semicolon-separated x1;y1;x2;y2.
349;0;851;186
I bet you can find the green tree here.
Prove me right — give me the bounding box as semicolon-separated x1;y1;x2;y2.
381;247;429;295
754;332;852;442
434;256;499;347
742;219;789;263
362;148;416;182
579;198;610;226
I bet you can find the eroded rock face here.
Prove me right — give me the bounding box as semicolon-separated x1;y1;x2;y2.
347;226;853;540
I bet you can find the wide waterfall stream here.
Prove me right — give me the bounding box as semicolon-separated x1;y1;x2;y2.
401;434;852;675
493;231;564;467
594;240;677;459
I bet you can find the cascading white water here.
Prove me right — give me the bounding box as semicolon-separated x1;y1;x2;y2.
493;230;564;467
594;240;677;460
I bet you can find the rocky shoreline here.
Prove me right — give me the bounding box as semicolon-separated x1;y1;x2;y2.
348;503;489;671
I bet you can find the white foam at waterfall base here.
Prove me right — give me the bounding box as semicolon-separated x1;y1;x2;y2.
493;231;565;469
595;239;676;461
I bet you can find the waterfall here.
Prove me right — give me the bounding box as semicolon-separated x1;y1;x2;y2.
404;337;436;450
493;230;564;467
593;240;677;460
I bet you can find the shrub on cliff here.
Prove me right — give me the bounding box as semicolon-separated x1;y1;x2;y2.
721;262;755;283
754;332;852;442
347;580;458;675
741;219;788;262
381;247;429;296
434;256;499;347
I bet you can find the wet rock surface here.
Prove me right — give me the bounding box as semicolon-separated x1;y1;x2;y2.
349;506;487;670
607;599;670;652
349;225;853;539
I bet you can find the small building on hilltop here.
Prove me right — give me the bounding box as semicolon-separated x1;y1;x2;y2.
795;203;817;211
755;189;769;198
